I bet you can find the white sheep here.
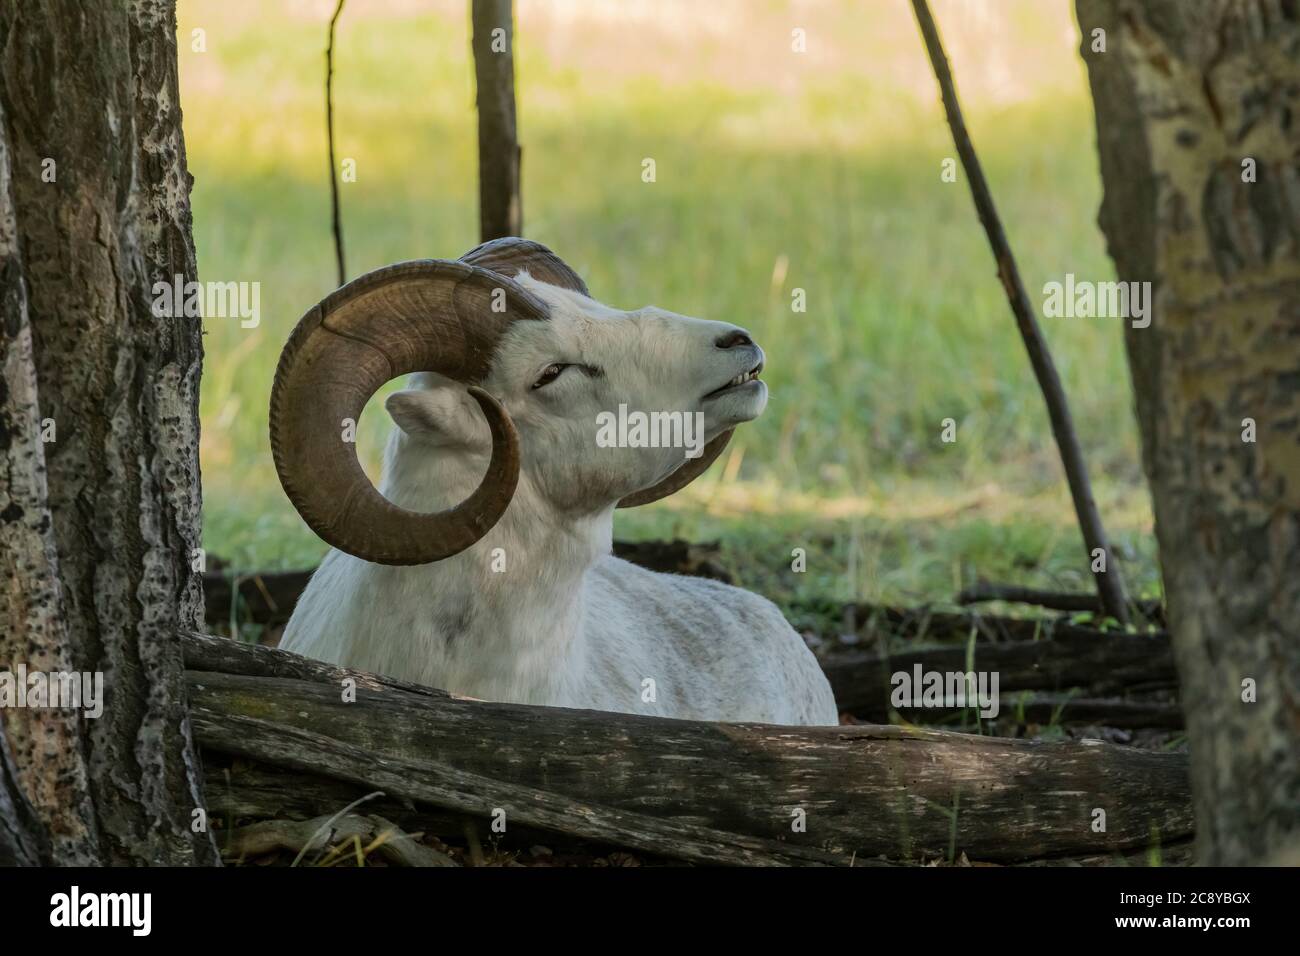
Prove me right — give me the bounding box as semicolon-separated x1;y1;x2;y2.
271;238;838;725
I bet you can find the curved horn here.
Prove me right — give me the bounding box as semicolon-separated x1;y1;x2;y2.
269;259;548;565
463;236;734;508
461;237;591;296
616;430;733;508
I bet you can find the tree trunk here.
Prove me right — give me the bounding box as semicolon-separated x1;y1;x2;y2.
472;0;522;240
1078;0;1300;864
0;725;49;866
0;0;218;865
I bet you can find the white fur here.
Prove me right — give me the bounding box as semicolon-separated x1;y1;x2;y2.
280;275;838;725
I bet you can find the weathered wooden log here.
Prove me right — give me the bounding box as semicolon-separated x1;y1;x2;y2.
183;633;1193;865
1023;838;1195;867
202;753;702;861
887;694;1182;730
843;602;1166;643
223;812;458;867
202;753;1195;867
205;755;475;839
824;630;1178;714
192;701;844;867
956;582;1164;621
183;628;444;696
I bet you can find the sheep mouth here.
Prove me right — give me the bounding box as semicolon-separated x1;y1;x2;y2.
702;360;764;400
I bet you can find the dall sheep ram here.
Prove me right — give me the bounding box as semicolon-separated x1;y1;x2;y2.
272;238;838;725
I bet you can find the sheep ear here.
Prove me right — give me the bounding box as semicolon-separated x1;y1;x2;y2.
386;388;487;449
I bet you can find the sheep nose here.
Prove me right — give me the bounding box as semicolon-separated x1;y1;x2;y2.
714;330;754;350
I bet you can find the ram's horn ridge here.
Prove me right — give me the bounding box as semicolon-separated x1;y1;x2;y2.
269;259;546;565
461;237;591;296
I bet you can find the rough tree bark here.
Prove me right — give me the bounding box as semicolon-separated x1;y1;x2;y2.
0;0;218;865
472;0;522;240
0;695;48;865
1078;0;1300;864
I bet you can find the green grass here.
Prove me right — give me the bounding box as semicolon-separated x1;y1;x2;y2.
183;0;1160;612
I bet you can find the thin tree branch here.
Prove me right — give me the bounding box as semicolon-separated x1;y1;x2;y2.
910;0;1129;624
325;0;347;286
957;581;1161;619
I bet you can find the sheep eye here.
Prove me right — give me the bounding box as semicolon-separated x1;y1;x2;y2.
532;363;568;389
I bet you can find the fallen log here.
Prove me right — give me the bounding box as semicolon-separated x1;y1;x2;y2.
194;703;844;867
955;582;1164;622
205;755;500;843
203;754;1195;867
183;632;1193;865
1023;838;1195;867
224;812;458;867
823;629;1178;715
886;694;1182;730
841;602;1164;643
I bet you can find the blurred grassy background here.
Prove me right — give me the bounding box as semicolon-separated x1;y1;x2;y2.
182;0;1160;615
